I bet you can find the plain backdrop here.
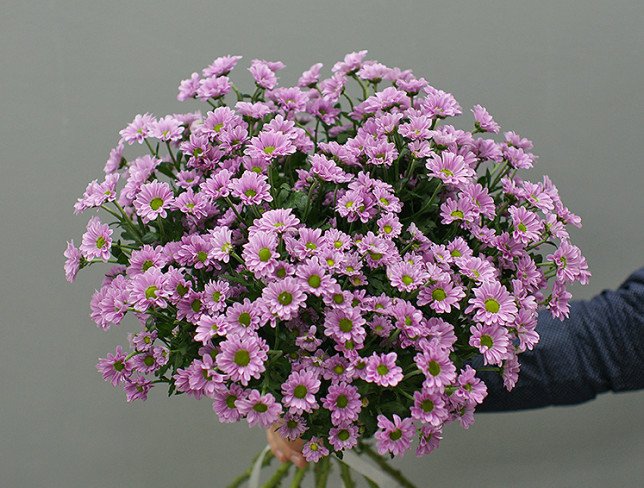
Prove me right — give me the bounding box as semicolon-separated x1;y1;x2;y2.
1;1;642;487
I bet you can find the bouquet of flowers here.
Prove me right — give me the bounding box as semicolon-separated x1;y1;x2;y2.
65;51;590;487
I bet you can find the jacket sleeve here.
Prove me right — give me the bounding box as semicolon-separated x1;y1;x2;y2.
477;267;644;412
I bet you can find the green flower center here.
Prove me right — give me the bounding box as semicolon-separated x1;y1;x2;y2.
376;364;389;376
402;275;413;286
225;394;237;409
333;240;343;249
451;249;461;257
451;210;464;219
389;429;402;441
432;288;447;301
96;236;106;249
338;430;350;441
142;260;154;271
212;291;221;302
484;298;500;313
234;349;250;366
213;123;223;132
333;365;345;375
305;242;317;250
421;399;434;412
286;419;298;429
518;223;527;232
197;251;208;263
177;283;188;297
428;360;441;377
339;318;353;333
276;267;287;278
244;189;257;198
310;443;319;452
238;312;251;326
263;145;276;155
333;294;344;305
149;197;164;211
278;291;293;306
191;299;202;312
258;247;272;262
336;394;348;408
384;225;393;234
308;275;321;288
293;385;308;399
253;402;268;413
143;355;155;367
480;334;494;348
145;285;158;299
113;360;125;372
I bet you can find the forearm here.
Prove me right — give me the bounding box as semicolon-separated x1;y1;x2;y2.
478;268;644;412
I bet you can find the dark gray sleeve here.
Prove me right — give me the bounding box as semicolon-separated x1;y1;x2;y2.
478;268;644;412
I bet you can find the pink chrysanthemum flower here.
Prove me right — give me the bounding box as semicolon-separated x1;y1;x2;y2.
547;240;591;285
245;130;295;161
124;376;152;402
277;414;308;441
261;277;307;320
365;352;403;387
466;281;518;326
454;365;488;405
414;343;456;391
216;333;268;385
416;425;443;457
150;115;183;142
229;171;273;206
296;257;331;296
324;307;367;345
242;230;278;277
426;152;475;187
194;314;228;345
208;226;233;263
328;424;359;451
410;390;448;426
128;268;169;312
64;240;82;283
119;113;155;144
509;205;542;244
322;382;361;426
196;75;231;101
96;346;132;386
80;216;112;261
469;323;511;366
374;414;414;457
472;104;500;133
238;390;283;428
212;384;246;423
281;369;321;415
133;181;175;223
417;280;466;314
387;260;428;292
127;245;166;276
302;437;329;463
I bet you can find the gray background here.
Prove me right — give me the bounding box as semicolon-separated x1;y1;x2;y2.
1;1;642;487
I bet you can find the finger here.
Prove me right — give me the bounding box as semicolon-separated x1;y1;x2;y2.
290;453;307;469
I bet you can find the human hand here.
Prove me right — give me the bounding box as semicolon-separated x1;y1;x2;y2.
266;425;307;468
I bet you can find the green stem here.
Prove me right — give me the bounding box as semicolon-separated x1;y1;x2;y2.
226;450;274;488
224;196;247;228
144;139;158;157
361;445;417;488
302;179;319;221
261;461;291;488
336;458;356;488
314;457;331;488
289;466;308;488
113;202;144;243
